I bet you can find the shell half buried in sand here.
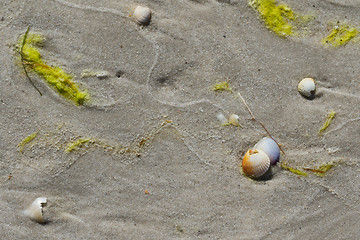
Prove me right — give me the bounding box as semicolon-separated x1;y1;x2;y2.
23;197;47;223
242;149;270;178
134;6;152;25
298;77;316;99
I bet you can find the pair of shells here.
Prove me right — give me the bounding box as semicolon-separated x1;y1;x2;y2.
217;113;241;127
241;137;280;178
134;6;151;25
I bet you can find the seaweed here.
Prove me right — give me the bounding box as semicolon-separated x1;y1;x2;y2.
304;162;336;177
213;81;232;92
249;0;296;37
281;162;308;176
318;111;336;135
18;131;39;152
322;24;358;47
63;120;173;156
17;27;89;105
65;138;92;152
175;225;184;233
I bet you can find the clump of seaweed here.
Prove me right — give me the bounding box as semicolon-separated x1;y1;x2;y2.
17;26;89;105
18;130;39;153
249;0;296;37
280;162;308;176
322;24;358;47
318;111;336;135
249;0;313;37
213;81;232;92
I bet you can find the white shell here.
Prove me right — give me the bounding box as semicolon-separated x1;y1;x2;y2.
23;197;47;223
253;137;280;165
228;114;241;127
95;71;111;79
216;113;228;125
134;6;152;25
242;149;270;178
298;78;316;99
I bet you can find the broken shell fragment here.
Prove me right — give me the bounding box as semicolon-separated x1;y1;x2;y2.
253;137;280;165
23;197;47;223
298;78;316;99
134;6;152;25
228;114;241;127
216;113;228;125
242;149;270;178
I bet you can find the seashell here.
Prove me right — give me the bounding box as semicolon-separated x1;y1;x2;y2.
228;114;241;127
298;78;316;99
242;149;270;178
253;137;280;165
216;113;228;125
134;6;152;25
95;71;111;79
23;197;47;223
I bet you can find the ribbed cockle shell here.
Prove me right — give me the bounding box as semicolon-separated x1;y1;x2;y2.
242;149;270;178
253;137;280;165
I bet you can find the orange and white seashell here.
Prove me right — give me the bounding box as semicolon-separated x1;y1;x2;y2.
242;149;270;178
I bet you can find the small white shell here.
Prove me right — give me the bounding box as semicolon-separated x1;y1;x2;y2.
228;114;241;127
298;78;316;99
253;137;280;165
216;113;228;125
242;149;270;178
23;197;47;223
134;6;152;25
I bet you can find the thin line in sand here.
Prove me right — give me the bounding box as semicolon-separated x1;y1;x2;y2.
318;87;360;100
51;0;125;17
324;117;360;137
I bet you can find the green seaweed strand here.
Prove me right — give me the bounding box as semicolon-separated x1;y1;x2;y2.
318;111;336;135
18;130;39;152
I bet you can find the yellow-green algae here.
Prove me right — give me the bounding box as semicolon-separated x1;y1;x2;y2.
65;138;92;152
322;24;358;47
281;162;308;176
18;29;89;105
249;0;297;37
213;81;232;92
318;111;336;135
18;131;39;152
304;162;337;177
63;120;173;155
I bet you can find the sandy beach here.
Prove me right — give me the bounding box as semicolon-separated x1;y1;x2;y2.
1;0;360;239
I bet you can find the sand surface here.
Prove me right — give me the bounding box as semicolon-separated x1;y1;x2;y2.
1;0;360;239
